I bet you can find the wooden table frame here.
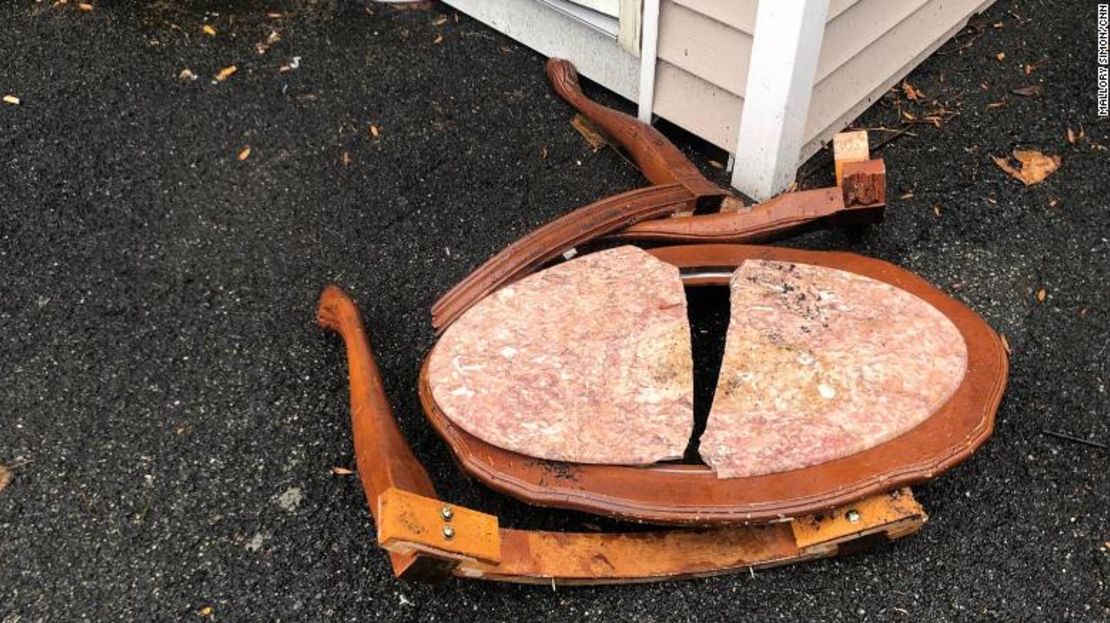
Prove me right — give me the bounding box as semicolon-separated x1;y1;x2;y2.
313;59;1003;584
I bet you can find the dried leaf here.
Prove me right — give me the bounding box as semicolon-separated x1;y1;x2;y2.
991;149;1061;185
178;68;197;81
899;191;914;200
198;606;213;617
986;101;1006;109
539;146;548;160
1066;127;1084;145
995;52;1006;61
1036;288;1047;303
708;159;724;170
3;94;20;105
237;146;251;161
1048;198;1059;208
1011;85;1041;97
215;65;237;82
0;463;12;493
202;24;217;36
279;56;301;72
570;113;609;152
901;81;924;101
340;151;351;167
331;467;354;475
1024;58;1049;75
78;2;93;11
933;204;942;217
901;109;916;121
369;124;381;139
432;15;448;26
432;33;444;45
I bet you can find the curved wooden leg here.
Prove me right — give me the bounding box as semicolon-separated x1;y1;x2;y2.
546;58;725;204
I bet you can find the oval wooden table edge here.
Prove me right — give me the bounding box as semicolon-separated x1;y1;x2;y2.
419;244;1010;525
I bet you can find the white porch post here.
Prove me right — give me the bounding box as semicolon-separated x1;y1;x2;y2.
731;0;829;200
636;0;661;122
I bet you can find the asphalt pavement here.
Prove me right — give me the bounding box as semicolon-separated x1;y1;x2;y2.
1;0;1107;620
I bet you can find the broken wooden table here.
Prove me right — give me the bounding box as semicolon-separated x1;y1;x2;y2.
316;59;1007;585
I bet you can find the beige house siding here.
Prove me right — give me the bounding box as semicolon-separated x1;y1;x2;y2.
653;61;743;152
657;1;753;97
652;0;994;154
669;0;862;35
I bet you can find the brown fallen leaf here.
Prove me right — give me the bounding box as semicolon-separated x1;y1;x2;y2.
901;81;924;101
432;15;448;26
198;606;214;617
995;52;1006;61
1036;288;1047;303
707;159;724;170
1011;85;1041;97
340;151;351;167
570;113;609;152
432;33;444;45
933;204;942;217
539;145;548;160
369;124;381;139
215;65;237;82
991;149;1061;185
237;146;251;161
78;2;93;11
202;24;217;36
0;463;12;493
3;95;20;105
1066;127;1084;145
331;467;354;475
257;31;281;55
178;68;197;81
986;101;1006;109
1024;58;1049;75
899;191;914;200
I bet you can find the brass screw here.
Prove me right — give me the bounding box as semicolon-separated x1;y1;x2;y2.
440;506;454;521
442;524;455;540
846;509;861;523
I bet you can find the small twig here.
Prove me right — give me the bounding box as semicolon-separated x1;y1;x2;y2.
1042;429;1107;450
858;126;921;137
870;125;919;152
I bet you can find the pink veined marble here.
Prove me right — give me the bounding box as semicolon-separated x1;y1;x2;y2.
428;246;694;465
700;260;968;479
